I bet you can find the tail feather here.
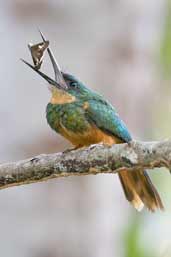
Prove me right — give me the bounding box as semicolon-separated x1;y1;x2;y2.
118;169;164;212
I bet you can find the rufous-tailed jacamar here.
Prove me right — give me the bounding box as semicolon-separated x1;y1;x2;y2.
22;31;163;212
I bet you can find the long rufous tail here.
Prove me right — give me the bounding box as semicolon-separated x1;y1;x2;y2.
118;169;164;212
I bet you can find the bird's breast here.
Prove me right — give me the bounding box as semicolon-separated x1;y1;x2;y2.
46;102;121;147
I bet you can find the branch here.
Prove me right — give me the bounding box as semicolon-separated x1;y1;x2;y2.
0;140;171;190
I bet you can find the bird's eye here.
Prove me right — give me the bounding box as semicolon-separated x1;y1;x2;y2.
70;82;78;88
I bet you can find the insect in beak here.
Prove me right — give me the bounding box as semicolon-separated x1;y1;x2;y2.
28;40;49;70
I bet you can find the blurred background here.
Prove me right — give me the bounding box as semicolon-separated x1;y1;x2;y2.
0;0;171;256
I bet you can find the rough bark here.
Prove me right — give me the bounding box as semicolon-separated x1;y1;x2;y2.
0;140;171;190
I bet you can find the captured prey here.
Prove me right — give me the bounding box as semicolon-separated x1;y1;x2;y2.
28;40;49;70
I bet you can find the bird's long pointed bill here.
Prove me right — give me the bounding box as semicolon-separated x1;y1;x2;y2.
21;59;63;89
38;30;68;89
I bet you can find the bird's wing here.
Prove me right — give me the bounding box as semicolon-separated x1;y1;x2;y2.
85;99;132;143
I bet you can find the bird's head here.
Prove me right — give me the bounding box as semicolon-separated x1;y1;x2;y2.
48;71;92;104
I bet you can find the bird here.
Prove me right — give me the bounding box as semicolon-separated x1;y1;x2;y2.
22;31;164;212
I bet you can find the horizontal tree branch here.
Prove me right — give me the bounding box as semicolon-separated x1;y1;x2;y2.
0;139;171;190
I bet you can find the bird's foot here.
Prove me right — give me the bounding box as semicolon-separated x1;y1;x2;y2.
63;147;76;154
63;145;83;154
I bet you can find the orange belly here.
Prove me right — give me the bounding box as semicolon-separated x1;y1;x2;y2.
59;123;122;147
